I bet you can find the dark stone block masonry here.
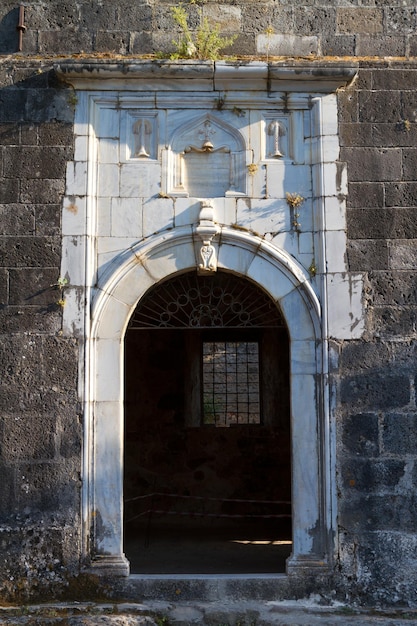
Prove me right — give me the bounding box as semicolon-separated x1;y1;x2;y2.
1;0;417;613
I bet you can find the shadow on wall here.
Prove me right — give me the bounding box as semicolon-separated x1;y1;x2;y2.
0;9;20;54
0;70;74;125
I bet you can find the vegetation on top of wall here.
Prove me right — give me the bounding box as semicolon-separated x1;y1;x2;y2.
170;1;237;60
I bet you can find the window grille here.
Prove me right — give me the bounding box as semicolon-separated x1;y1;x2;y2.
127;271;287;428
128;272;285;330
202;341;261;426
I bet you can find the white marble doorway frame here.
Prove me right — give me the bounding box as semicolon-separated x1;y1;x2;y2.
55;60;361;579
90;228;324;576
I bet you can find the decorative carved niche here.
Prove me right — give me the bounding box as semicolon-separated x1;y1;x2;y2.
261;113;304;164
162;113;251;198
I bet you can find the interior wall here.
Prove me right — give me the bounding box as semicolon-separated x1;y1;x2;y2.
124;324;291;545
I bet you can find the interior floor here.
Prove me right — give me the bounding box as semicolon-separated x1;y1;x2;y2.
125;519;291;574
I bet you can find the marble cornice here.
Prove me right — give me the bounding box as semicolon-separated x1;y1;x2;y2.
54;59;358;92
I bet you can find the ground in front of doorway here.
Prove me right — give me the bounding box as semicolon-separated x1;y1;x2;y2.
1;601;417;625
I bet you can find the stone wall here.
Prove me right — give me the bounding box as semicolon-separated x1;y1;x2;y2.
1;0;417;607
336;64;417;605
1;0;417;58
0;63;82;600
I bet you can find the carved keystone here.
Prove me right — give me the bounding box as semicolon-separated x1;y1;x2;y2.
195;200;220;274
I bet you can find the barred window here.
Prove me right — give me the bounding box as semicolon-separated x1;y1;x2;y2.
127;271;288;429
202;341;261;426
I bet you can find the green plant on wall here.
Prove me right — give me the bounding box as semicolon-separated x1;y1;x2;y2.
286;192;304;233
51;276;68;308
396;119;411;132
308;259;317;277
170;2;237;60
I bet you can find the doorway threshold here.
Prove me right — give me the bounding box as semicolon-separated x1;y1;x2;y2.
115;572;291;603
130;573;287;579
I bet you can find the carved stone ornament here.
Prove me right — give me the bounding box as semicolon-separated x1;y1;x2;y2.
195;200;220;274
163;113;250;198
267;120;286;158
133;118;152;158
120;111;158;162
184;119;230;154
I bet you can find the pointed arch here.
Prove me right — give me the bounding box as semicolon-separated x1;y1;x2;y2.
162;113;251;197
170;112;247;154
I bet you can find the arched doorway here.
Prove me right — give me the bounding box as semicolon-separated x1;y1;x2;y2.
124;271;291;574
87;228;329;577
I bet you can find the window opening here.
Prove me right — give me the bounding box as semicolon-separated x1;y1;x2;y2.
202;341;261;426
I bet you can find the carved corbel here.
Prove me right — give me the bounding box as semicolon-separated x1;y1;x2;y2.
195;200;220;274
